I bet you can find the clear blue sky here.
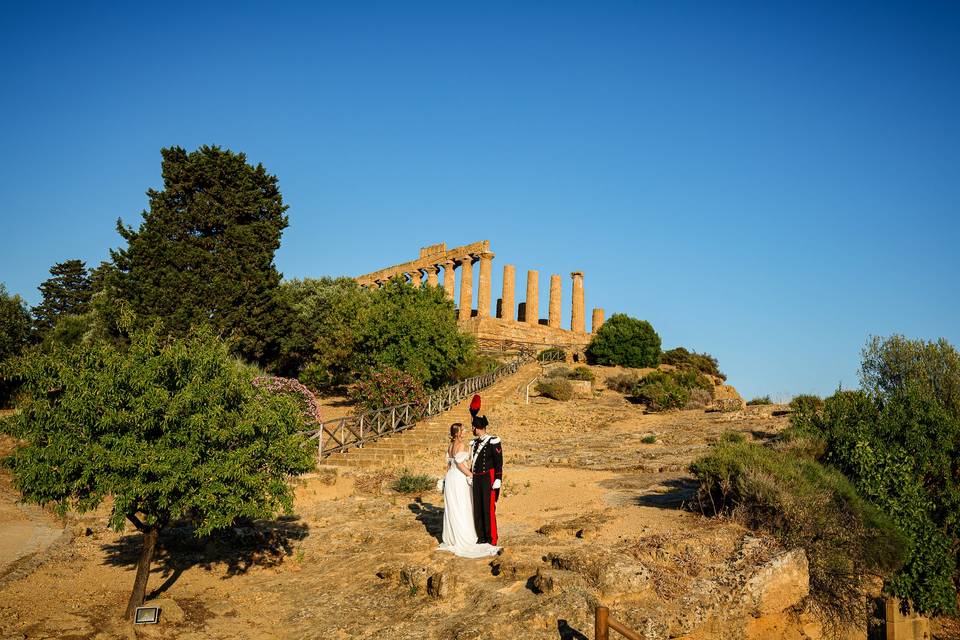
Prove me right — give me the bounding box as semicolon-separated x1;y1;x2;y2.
1;1;958;400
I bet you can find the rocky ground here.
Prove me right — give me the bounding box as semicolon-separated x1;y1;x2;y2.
0;368;955;639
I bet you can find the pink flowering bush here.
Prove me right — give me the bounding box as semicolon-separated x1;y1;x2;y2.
350;366;427;414
253;375;321;424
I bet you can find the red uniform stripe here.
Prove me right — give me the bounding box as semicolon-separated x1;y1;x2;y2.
488;468;498;545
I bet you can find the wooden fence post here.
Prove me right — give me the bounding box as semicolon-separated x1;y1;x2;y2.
596;606;609;640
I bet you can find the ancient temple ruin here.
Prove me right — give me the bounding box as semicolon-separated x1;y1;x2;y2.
355;241;604;354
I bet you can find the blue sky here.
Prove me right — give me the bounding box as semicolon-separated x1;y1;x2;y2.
1;1;958;399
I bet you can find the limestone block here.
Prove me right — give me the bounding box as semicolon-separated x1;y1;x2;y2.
569;380;592;397
740;549;809;617
427;571;458;599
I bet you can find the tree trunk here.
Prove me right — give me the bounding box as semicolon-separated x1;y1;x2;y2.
124;526;159;620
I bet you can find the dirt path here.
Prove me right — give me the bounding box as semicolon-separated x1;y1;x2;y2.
0;437;67;587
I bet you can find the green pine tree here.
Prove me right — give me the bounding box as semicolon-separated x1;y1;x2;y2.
31;259;92;335
111;146;291;366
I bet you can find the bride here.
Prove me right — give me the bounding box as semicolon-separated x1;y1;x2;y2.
436;423;500;558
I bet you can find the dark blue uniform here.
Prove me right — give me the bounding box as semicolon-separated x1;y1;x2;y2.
471;434;503;545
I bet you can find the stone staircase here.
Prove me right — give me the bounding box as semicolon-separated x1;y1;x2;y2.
320;361;540;469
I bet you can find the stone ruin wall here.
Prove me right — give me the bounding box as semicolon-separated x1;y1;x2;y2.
355;241;605;355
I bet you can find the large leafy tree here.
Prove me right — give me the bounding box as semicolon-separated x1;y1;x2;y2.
792;335;960;614
351;277;473;388
0;283;32;362
31;259;92;335
0;326;314;618
586;313;661;367
278;277;371;385
111;146;291;366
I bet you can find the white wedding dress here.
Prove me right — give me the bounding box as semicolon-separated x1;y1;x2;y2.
436;450;500;558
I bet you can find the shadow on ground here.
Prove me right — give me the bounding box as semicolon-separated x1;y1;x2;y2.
408;499;443;543
558;619;589;639
101;516;309;598
633;477;699;510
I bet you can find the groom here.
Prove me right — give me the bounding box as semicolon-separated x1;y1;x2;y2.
470;415;502;546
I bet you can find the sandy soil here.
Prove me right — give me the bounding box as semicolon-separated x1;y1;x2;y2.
0;370;954;639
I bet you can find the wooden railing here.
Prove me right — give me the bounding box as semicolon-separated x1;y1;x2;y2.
303;354;532;461
595;606;643;640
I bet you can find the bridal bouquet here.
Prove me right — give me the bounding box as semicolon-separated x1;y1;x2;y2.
435;477;444;492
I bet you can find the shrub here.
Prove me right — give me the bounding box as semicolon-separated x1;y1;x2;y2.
606;372;641;394
685;387;713;409
391;470;435;494
253;375;321;423
746;395;772;405
633;369;713;412
634;377;689;411
545;365;572;379
641;434;657;444
350;366;428;414
661;347;726;380
451;353;501;380
569;366;595;382
536;378;574;401
797;384;959;613
586;314;661;368
789;394;823;417
786;336;960;614
720;430;746;444
690;441;906;626
538;347;566;362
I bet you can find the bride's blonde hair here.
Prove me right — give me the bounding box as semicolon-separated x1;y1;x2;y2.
449;423;464;442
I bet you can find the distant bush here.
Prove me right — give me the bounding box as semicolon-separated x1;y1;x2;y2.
350;366;428;414
633;369;713;412
719;430;746;444
586;314;661;368
545;365;572;379
685;387;713;410
451;353;502;380
569;366;595;382
633;372;690;411
605;372;641;394
661;347;726;381
789;394;823;416
641;434;657;444
391;470;435;494
690;441;906;626
538;347;566;362
746;395;772;406
536;378;574;401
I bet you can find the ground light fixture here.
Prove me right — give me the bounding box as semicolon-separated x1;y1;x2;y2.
134;606;160;624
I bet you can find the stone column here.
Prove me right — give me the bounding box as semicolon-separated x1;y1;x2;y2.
409;270;422;287
548;274;562;328
442;260;456;300
525;270;539;325
424;265;439;288
458;256;474;321
571;271;585;332
477;252;494;319
592;308;605;334
501;265;516;321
